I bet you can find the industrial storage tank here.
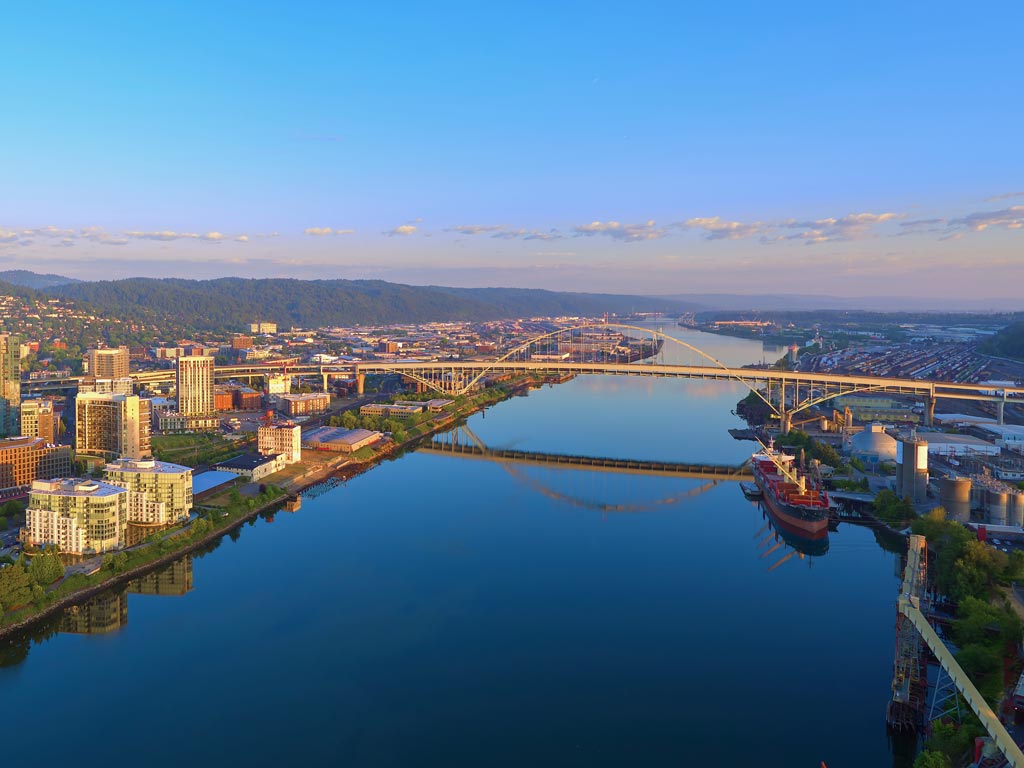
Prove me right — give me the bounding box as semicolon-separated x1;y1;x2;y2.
1012;492;1024;528
937;477;972;523
896;436;929;506
987;489;1009;526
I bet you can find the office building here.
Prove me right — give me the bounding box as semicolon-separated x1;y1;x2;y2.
176;355;215;417
104;457;194;525
250;322;277;334
25;478;129;555
75;393;152;460
78;377;134;396
156;412;219;433
359;403;423;419
84;347;130;379
0;333;21;436
0;436;72;491
267;375;291;395
277;392;329;417
258;423;302;464
20;399;56;443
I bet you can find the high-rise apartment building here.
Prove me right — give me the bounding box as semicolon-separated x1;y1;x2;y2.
84;347;130;379
75;393;152;460
0;333;21;436
104;457;193;525
21;399;56;443
25;478;128;554
176;355;214;417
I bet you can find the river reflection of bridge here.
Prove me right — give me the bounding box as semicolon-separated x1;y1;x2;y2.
58;556;194;636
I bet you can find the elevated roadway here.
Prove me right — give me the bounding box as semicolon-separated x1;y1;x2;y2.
420;440;753;481
22;321;1024;430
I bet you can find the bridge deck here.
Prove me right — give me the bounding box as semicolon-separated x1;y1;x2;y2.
421;442;753;481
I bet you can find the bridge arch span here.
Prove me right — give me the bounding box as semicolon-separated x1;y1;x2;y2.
367;322;777;410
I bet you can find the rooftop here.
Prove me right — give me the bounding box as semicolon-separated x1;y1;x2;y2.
303;426;379;446
213;452;282;471
105;457;192;475
30;478;127;498
192;470;237;496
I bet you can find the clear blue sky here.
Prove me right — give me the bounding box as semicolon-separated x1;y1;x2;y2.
0;1;1021;299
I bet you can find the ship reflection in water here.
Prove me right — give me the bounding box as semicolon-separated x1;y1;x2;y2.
58;556;194;637
757;501;830;560
747;486;830;569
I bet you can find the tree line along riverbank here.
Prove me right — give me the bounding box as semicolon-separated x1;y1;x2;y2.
0;376;544;640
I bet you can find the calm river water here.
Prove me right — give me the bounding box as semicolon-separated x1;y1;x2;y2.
0;325;909;767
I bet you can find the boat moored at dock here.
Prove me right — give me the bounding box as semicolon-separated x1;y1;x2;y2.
751;441;831;542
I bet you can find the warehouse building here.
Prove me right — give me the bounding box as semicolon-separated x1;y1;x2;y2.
302;426;382;453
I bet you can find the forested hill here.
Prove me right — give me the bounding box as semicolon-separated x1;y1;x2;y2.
0;270;81;290
980;322;1024;361
49;278;690;330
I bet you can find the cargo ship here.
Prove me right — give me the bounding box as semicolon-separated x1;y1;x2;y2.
751;441;830;543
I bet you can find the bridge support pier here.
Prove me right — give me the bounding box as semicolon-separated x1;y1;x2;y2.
356;372;365;396
780;410;792;435
998;398;1006;426
925;396;935;427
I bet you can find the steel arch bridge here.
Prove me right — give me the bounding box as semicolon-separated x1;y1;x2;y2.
29;322;1024;432
351;322;1024;432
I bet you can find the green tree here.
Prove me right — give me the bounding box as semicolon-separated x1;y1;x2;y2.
28;552;64;586
872;489;916;525
0;564;33;612
340;411;359;430
0;500;22;519
913;750;952;768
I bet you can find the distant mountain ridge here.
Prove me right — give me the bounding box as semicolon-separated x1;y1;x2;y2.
46;277;693;330
0;270;81;290
658;293;1024;312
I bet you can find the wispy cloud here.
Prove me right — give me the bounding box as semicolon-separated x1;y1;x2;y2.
448;224;506;235
948;206;1024;232
491;228;562;241
573;220;666;241
985;191;1024;202
385;224;417;236
124;230;200;241
896;218;947;236
777;212;903;244
679;217;769;241
304;227;355;236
